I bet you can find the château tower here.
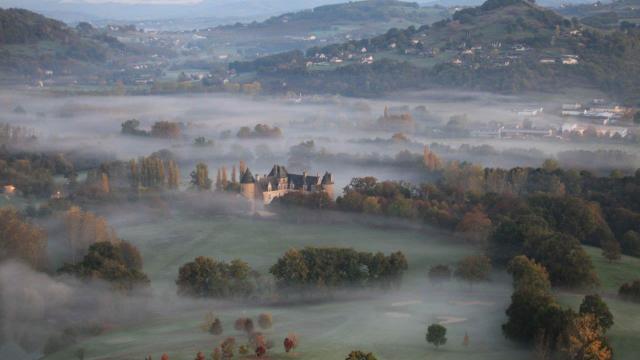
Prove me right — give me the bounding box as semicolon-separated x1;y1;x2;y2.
240;168;256;199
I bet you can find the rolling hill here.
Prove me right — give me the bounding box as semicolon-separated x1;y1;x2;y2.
231;0;640;102
0;8;132;82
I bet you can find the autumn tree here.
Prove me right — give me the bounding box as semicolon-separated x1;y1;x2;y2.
64;206;118;262
258;313;273;330
455;207;492;245
579;294;614;331
284;333;299;353
426;323;447;348
190;163;211;191
220;337;236;358
166;160;180;189
255;345;266;358
558;314;612;360
423;145;442;171
0;207;47;269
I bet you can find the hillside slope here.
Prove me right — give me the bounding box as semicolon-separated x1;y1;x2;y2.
231;0;640;102
0;8;131;80
205;0;450;57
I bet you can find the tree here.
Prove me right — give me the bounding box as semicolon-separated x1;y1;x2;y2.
621;231;640;257
243;318;254;333
58;241;150;292
542;158;559;172
503;256;558;343
176;257;255;298
255;345;266;358
190;163;211;191
284;333;299;353
558;314;612;360
455;208;492;245
258;313;273;330
166;160;180;189
63;206;118;262
579;294;613;331
454;255;491;286
0;207;47;270
220;337;236;358
270;247;407;289
428;264;452;286
426;323;447;348
601;238;621;263
346;351;378;360
209;318;223;335
525;233;598;288
151;121;181;139
619;280;640;302
423;145;442;171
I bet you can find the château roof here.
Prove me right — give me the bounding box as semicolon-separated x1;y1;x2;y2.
268;164;288;178
240;168;255;183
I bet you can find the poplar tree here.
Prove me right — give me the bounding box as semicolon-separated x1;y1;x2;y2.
191;163;212;191
167;160;180;189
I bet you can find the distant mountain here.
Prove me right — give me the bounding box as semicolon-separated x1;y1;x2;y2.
558;0;640;29
197;0;450;61
255;0;447;26
217;0;450;37
231;0;640;101
0;0;347;22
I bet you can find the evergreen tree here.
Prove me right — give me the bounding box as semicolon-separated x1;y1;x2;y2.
426;323;447;348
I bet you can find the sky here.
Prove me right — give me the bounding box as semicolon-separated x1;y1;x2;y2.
0;0;348;22
61;0;203;3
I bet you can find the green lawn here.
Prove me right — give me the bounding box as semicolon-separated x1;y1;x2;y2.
556;246;640;360
44;213;528;360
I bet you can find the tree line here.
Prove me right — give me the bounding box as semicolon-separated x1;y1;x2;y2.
273;160;640;289
175;247;408;299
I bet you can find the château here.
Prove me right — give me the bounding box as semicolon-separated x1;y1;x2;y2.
240;165;334;204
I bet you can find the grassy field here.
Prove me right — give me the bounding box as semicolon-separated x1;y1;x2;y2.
557;246;640;360
44;212;528;360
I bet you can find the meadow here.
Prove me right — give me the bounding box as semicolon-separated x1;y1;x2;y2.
558;246;640;360
43;212;529;360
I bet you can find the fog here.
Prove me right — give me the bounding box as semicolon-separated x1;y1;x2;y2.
2;89;637;191
0;88;637;359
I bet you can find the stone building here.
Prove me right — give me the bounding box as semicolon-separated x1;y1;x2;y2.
240;164;334;204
